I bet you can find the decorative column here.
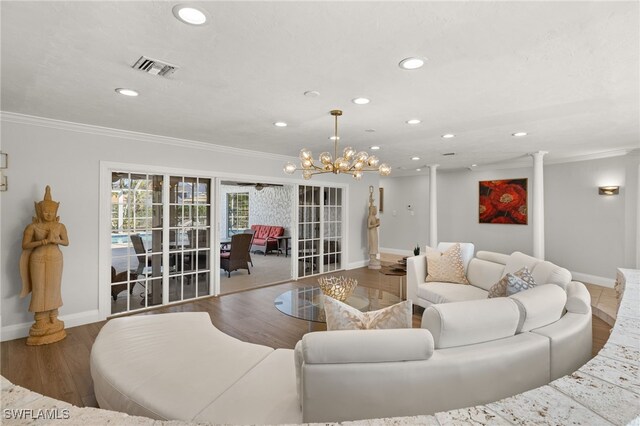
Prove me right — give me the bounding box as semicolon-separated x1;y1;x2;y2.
531;151;548;259
429;164;439;248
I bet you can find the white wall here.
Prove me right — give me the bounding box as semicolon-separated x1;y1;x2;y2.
380;153;639;283
438;167;534;255
379;175;431;254
545;154;638;279
0;114;376;339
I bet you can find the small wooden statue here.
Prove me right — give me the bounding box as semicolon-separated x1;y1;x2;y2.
20;186;69;345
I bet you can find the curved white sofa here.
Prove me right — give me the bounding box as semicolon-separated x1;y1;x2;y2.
91;278;592;424
407;244;573;308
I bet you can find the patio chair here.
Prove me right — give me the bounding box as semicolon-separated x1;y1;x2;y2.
220;233;252;277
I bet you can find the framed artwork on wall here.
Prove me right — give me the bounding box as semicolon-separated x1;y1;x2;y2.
379;187;384;213
479;179;527;224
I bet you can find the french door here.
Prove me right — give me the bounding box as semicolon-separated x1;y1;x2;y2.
297;185;343;278
110;172;212;314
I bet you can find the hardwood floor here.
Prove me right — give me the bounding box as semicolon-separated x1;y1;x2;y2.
0;263;612;409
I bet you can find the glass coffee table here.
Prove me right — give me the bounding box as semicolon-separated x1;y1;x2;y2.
274;286;401;323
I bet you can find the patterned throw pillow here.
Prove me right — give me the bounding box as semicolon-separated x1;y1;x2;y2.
323;296;413;331
425;243;470;284
488;267;536;298
506;274;536;296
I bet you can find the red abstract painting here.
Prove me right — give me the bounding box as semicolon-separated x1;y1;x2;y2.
479;179;528;224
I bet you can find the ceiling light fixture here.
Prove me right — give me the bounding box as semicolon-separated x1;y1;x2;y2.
274;122;287;127
304;90;320;97
115;88;139;97
370;146;380;150
471;164;478;167
442;134;455;139
406;119;421;125
411;156;420;161
283;110;391;180
399;57;426;70
512;132;528;137
416;168;421;172
352;97;370;105
172;5;207;25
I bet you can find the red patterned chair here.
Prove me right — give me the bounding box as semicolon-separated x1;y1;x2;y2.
250;225;285;255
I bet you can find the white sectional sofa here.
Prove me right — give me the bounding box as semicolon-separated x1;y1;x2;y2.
92;274;592;424
406;243;573;308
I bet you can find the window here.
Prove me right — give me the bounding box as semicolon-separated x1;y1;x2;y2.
227;192;249;237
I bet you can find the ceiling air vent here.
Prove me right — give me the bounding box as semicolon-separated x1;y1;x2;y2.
132;56;178;77
443;152;456;156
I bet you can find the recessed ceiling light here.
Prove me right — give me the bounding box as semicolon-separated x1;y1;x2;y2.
304;90;320;97
416;168;422;172
471;164;478;167
172;5;207;25
352;97;370;105
406;119;421;125
442;134;455;139
274;122;287;127
399;57;426;70
370;146;380;150
512;132;528;137
115;88;139;97
411;156;420;161
328;136;340;140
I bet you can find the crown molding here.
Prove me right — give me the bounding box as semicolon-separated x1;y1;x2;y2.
456;149;633;173
0;111;295;162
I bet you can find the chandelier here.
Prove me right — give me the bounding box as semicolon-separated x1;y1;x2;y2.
283;110;391;180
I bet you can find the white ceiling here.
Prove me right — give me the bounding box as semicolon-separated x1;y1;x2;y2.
1;1;638;175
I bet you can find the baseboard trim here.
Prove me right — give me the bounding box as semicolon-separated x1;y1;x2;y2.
380;247;413;256
571;272;615;288
1;309;101;342
347;260;368;270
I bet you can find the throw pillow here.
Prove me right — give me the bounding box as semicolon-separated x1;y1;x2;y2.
323;296;412;331
425;243;470;284
488;267;536;298
506;273;536;296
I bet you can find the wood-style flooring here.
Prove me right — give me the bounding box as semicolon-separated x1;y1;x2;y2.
0;262;613;409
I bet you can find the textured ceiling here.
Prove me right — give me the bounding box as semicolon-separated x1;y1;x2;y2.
1;1;638;174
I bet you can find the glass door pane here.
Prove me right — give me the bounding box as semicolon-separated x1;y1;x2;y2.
110;172;163;313
298;185;321;277
169;176;211;303
323;187;343;273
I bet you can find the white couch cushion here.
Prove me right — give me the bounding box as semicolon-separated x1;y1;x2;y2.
466;258;506;291
509;284;567;333
194;349;302;425
301;329;434;364
503;251;540;276
531;261;572;290
417;282;488;304
565;281;591;314
421;298;520;349
91;313;274;420
476;251;510;265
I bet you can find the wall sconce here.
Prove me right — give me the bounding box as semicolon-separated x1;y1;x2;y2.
0;151;6;192
598;186;619;196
